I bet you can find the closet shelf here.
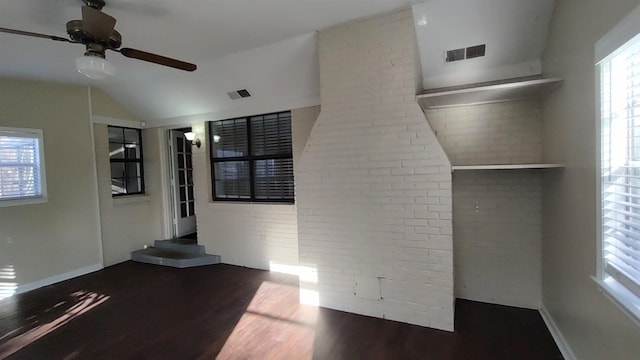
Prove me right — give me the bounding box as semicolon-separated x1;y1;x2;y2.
416;77;563;109
451;164;564;171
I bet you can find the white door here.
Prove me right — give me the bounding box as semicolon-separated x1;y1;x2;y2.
170;130;197;237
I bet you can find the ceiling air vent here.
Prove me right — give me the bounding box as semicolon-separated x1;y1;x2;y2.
227;89;252;100
445;44;487;63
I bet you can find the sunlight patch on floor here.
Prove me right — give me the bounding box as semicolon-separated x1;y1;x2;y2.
0;290;109;358
217;281;318;360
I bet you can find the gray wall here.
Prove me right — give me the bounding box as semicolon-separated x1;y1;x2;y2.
91;88;166;266
0;78;102;287
0;77;167;292
426;100;544;309
542;0;640;359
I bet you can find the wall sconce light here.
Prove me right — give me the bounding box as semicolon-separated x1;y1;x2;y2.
184;131;201;148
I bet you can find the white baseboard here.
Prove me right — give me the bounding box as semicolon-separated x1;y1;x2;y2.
539;306;577;360
16;264;103;295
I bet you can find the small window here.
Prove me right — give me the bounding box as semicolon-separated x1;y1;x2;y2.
210;111;294;202
0;127;47;207
598;30;640;322
108;126;145;196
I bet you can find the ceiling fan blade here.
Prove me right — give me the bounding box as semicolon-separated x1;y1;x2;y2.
118;48;197;72
0;27;73;43
82;5;116;41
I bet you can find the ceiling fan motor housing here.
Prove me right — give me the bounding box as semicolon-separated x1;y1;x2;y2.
66;20;122;52
84;0;106;10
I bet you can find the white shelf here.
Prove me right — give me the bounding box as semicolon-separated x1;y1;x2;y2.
416;77;563;109
451;164;564;171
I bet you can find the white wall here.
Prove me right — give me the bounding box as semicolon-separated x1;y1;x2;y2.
0;77;102;289
542;0;640;359
296;9;454;331
426;100;543;309
412;0;555;89
194;106;319;271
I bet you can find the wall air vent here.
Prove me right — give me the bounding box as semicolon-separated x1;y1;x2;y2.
465;44;486;59
445;44;487;63
227;89;252;100
445;48;466;62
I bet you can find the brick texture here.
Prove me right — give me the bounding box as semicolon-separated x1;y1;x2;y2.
296;9;454;331
424;101;544;309
194;104;318;272
425;100;543;166
196;201;299;270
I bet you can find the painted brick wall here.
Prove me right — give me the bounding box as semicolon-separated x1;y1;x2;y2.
425;100;543;165
424;100;543;308
196;202;300;270
194;106;318;272
453;170;542;309
296;9;454;331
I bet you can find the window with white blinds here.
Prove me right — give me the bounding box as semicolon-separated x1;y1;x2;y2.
0;127;47;206
210;111;294;202
600;34;640;308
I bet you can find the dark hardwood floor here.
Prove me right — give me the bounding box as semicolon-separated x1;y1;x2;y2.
0;262;562;359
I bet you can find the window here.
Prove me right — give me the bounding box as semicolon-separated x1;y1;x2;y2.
598;27;640;323
0;127;47;206
210;111;294;202
108;126;145;196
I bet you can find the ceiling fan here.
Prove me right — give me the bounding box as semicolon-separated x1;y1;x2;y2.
0;0;197;79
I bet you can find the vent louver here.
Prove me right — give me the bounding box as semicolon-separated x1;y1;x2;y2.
445;48;465;62
227;89;252;100
445;44;487;63
237;89;251;98
465;44;486;59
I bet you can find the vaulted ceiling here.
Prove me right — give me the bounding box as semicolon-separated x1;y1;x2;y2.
0;0;556;126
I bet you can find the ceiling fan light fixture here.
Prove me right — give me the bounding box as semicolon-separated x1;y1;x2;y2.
75;55;115;80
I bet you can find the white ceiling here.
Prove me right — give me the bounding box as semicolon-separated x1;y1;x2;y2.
0;0;556;125
413;0;556;89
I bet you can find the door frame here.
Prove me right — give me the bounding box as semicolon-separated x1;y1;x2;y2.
159;129;174;240
170;128;197;237
159;127;195;240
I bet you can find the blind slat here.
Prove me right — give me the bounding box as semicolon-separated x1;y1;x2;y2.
0;133;42;200
210;112;293;201
601;36;640;299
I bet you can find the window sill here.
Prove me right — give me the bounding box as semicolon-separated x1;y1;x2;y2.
0;197;48;208
208;201;295;207
592;276;640;328
112;195;150;205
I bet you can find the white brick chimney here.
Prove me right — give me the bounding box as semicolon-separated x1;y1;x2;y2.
296;9;454;331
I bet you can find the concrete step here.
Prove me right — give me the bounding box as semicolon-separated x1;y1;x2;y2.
153;239;205;255
130;248;221;268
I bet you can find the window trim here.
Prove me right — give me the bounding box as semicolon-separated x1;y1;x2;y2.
108;125;145;197
209;111;294;204
595;3;640;327
0;126;48;207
